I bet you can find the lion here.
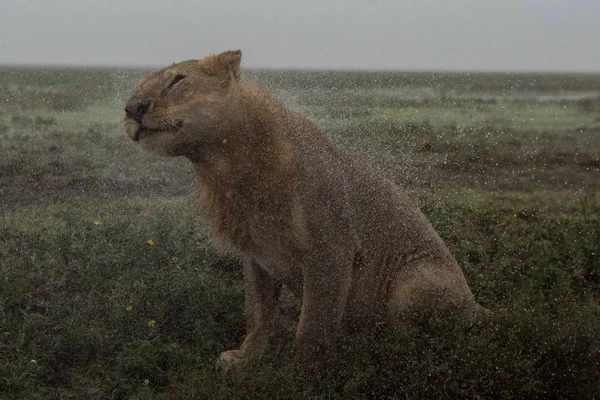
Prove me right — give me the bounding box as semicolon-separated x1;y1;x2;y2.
124;50;488;370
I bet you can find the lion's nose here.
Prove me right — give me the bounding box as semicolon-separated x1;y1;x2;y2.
125;100;150;121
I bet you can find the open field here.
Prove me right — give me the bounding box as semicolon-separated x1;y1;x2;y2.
1;66;599;399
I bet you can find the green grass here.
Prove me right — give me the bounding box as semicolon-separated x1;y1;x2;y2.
307;103;600;133
1;193;599;399
4;105;125;132
1;199;244;399
1;67;600;398
377;103;600;133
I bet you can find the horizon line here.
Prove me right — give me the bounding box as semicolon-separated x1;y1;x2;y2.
1;62;599;75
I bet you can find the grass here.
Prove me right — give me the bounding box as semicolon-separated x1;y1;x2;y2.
5;105;125;131
2;193;599;399
0;67;599;398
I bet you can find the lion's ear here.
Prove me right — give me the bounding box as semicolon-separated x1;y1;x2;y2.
199;50;242;83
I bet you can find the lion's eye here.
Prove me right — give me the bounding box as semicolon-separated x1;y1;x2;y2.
167;74;185;89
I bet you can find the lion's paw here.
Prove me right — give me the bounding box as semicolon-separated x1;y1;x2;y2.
215;349;245;373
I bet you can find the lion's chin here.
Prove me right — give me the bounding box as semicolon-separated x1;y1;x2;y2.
134;126;163;141
124;117;184;142
136;131;183;157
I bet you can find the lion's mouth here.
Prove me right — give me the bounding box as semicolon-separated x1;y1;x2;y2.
133;122;183;141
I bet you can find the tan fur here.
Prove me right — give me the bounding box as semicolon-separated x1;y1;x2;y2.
124;50;487;370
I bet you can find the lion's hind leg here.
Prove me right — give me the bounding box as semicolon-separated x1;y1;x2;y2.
387;258;485;324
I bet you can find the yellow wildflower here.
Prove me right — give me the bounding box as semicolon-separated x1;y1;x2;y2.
146;239;154;246
125;305;133;311
147;320;156;328
93;220;102;226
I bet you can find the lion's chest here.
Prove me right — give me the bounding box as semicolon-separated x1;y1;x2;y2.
231;219;304;283
239;234;300;281
226;198;308;280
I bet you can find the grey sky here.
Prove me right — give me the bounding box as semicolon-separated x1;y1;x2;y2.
1;0;599;71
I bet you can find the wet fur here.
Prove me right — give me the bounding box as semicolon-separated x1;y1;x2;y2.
124;50;487;370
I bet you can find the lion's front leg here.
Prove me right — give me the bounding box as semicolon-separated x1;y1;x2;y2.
295;249;354;365
217;257;281;372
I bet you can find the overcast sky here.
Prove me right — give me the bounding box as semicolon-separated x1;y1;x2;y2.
1;0;599;71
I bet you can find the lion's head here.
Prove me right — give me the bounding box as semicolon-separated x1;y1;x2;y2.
124;50;242;156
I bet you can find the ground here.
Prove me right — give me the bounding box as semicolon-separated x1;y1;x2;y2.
1;67;599;399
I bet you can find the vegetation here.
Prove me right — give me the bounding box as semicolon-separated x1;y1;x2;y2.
1;67;599;398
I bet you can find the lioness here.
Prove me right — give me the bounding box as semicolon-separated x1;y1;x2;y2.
124;50;486;370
